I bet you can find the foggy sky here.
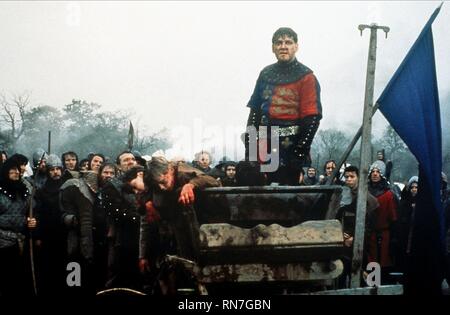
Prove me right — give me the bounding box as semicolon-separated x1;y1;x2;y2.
1;1;449;160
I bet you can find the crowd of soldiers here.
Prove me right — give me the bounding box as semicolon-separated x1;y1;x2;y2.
0;147;449;295
0;148;249;296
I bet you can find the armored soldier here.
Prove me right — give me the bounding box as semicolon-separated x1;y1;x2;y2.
30;148;48;190
245;27;322;185
0;158;36;295
100;153;142;290
34;154;67;294
60;170;99;293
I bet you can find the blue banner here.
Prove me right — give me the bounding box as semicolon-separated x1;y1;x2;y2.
377;4;444;294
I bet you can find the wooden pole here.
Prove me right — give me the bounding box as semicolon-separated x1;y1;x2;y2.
350;23;389;288
47;130;51;154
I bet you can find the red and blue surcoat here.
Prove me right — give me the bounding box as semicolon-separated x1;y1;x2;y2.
247;58;322;126
245;58;322;184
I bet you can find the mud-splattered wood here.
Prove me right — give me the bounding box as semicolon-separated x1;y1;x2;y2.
197;260;344;283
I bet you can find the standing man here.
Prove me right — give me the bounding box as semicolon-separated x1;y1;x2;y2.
100;151;142;290
34;154;67;295
62;151;79;172
116;150;138;175
367;160;398;284
336;165;378;287
61;151;80;183
221;161;237;187
0;158;36;296
245;27;322;185
376;149;393;182
88;153;105;174
304;166;318;185
60;170;99;294
30;149;49;190
396;176;418;276
192;151;213;174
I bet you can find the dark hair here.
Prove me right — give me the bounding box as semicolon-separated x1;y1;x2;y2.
0;158;20;180
62;151;79;162
8;153;29;166
99;162;118;177
122;165;145;183
116;150;134;165
61;151;79;170
272;27;298;44
88;153;105;170
79;158;89;168
344;165;359;177
323;160;336;172
0;158;28;199
224;161;237;170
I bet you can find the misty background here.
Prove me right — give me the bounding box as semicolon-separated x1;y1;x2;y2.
1;1;449;182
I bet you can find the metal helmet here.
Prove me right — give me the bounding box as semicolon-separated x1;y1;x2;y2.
46;154;63;169
32;148;48;167
369;160;386;177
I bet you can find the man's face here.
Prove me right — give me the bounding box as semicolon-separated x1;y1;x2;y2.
325;162;335;177
370;169;381;183
272;35;298;63
129;171;145;193
307;168;316;178
344;171;358;190
100;166;115;184
156;168;175;191
119;153;137;172
225;166;236;179
198;153;211;169
38;159;47;172
80;161;89;171
410;183;418;197
8;167;20;181
90;155;104;172
64;154;77;171
49;167;62;180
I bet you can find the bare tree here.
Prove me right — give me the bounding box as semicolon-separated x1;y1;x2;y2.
374;125;418;182
376;125;407;161
0;91;31;151
314;128;350;161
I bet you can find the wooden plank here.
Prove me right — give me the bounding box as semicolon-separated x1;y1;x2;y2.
196;190;342;225
198;220;344;264
199;220;343;248
199;246;344;265
197;260;344;283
